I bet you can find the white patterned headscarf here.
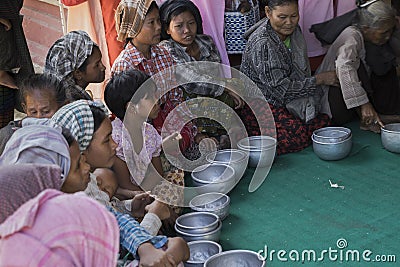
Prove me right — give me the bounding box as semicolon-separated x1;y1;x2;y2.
44;30;96;100
115;0;156;41
0;120;71;180
51;100;108;152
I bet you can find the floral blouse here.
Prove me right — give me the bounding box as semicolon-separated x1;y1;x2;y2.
111;118;162;185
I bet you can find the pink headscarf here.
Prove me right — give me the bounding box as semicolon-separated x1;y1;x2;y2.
0;189;119;266
0;164;63;224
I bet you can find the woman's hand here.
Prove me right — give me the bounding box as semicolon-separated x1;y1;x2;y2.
138;242;176;267
360;102;383;127
0;18;12;31
315;71;340;87
130;192;153;217
145;200;170;220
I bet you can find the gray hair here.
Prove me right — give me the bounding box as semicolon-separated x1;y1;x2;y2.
356;1;396;30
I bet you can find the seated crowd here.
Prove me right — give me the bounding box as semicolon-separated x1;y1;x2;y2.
0;0;399;266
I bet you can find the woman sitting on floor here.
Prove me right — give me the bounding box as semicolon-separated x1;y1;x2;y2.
316;0;398;133
51;100;189;266
240;0;339;155
159;0;244;151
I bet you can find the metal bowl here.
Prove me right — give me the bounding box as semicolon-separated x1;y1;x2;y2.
237;136;276;167
204;250;265;267
206;149;248;181
184;240;222;267
175;212;220;235
381;123;400;153
312;127;351;143
189;193;230;220
312;134;352;161
191;164;236;194
175;220;222;242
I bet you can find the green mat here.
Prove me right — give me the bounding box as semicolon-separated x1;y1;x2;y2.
218;122;399;266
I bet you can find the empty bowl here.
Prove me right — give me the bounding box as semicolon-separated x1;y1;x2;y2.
175;212;220;235
312;127;351;143
175;220;222;242
204;250;265;267
191;163;236;194
381;123;400;153
237;136;276;167
189;193;230;220
206;149;249;181
312;134;352;161
184;240;222;267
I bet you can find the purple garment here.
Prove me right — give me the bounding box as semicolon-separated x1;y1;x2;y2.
0;164;62;223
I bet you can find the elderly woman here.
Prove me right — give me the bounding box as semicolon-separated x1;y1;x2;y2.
240;0;338;155
44;31;106;101
316;1;398;133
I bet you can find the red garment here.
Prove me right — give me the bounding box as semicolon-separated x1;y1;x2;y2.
61;0;124;66
61;0;87;6
100;0;124;66
236;99;331;155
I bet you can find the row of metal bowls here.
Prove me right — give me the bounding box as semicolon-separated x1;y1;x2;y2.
185;241;264;267
175;212;222;242
312;127;353;161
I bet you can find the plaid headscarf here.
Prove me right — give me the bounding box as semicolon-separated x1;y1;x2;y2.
0;121;71;179
51;100;108;152
44;30;96;100
115;0;156;41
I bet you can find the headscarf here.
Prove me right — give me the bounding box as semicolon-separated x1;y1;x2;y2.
51;100;108;152
0;119;71;178
115;0;156;41
159;0;203;40
0;164;62;224
0;189;119;266
44;30;97;100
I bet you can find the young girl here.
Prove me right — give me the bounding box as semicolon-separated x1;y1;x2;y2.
45;31;106;101
105;69;184;206
0;73;67;155
112;0;199;159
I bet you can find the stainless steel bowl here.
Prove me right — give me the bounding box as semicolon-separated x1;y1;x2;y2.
175;212;219;235
189;193;230;220
381;123;400;153
206;149;249;181
237;136;276;167
312;127;351;143
312;134;352;161
204;250;265;267
184;240;222;267
175;220;222;242
191;164;236;194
